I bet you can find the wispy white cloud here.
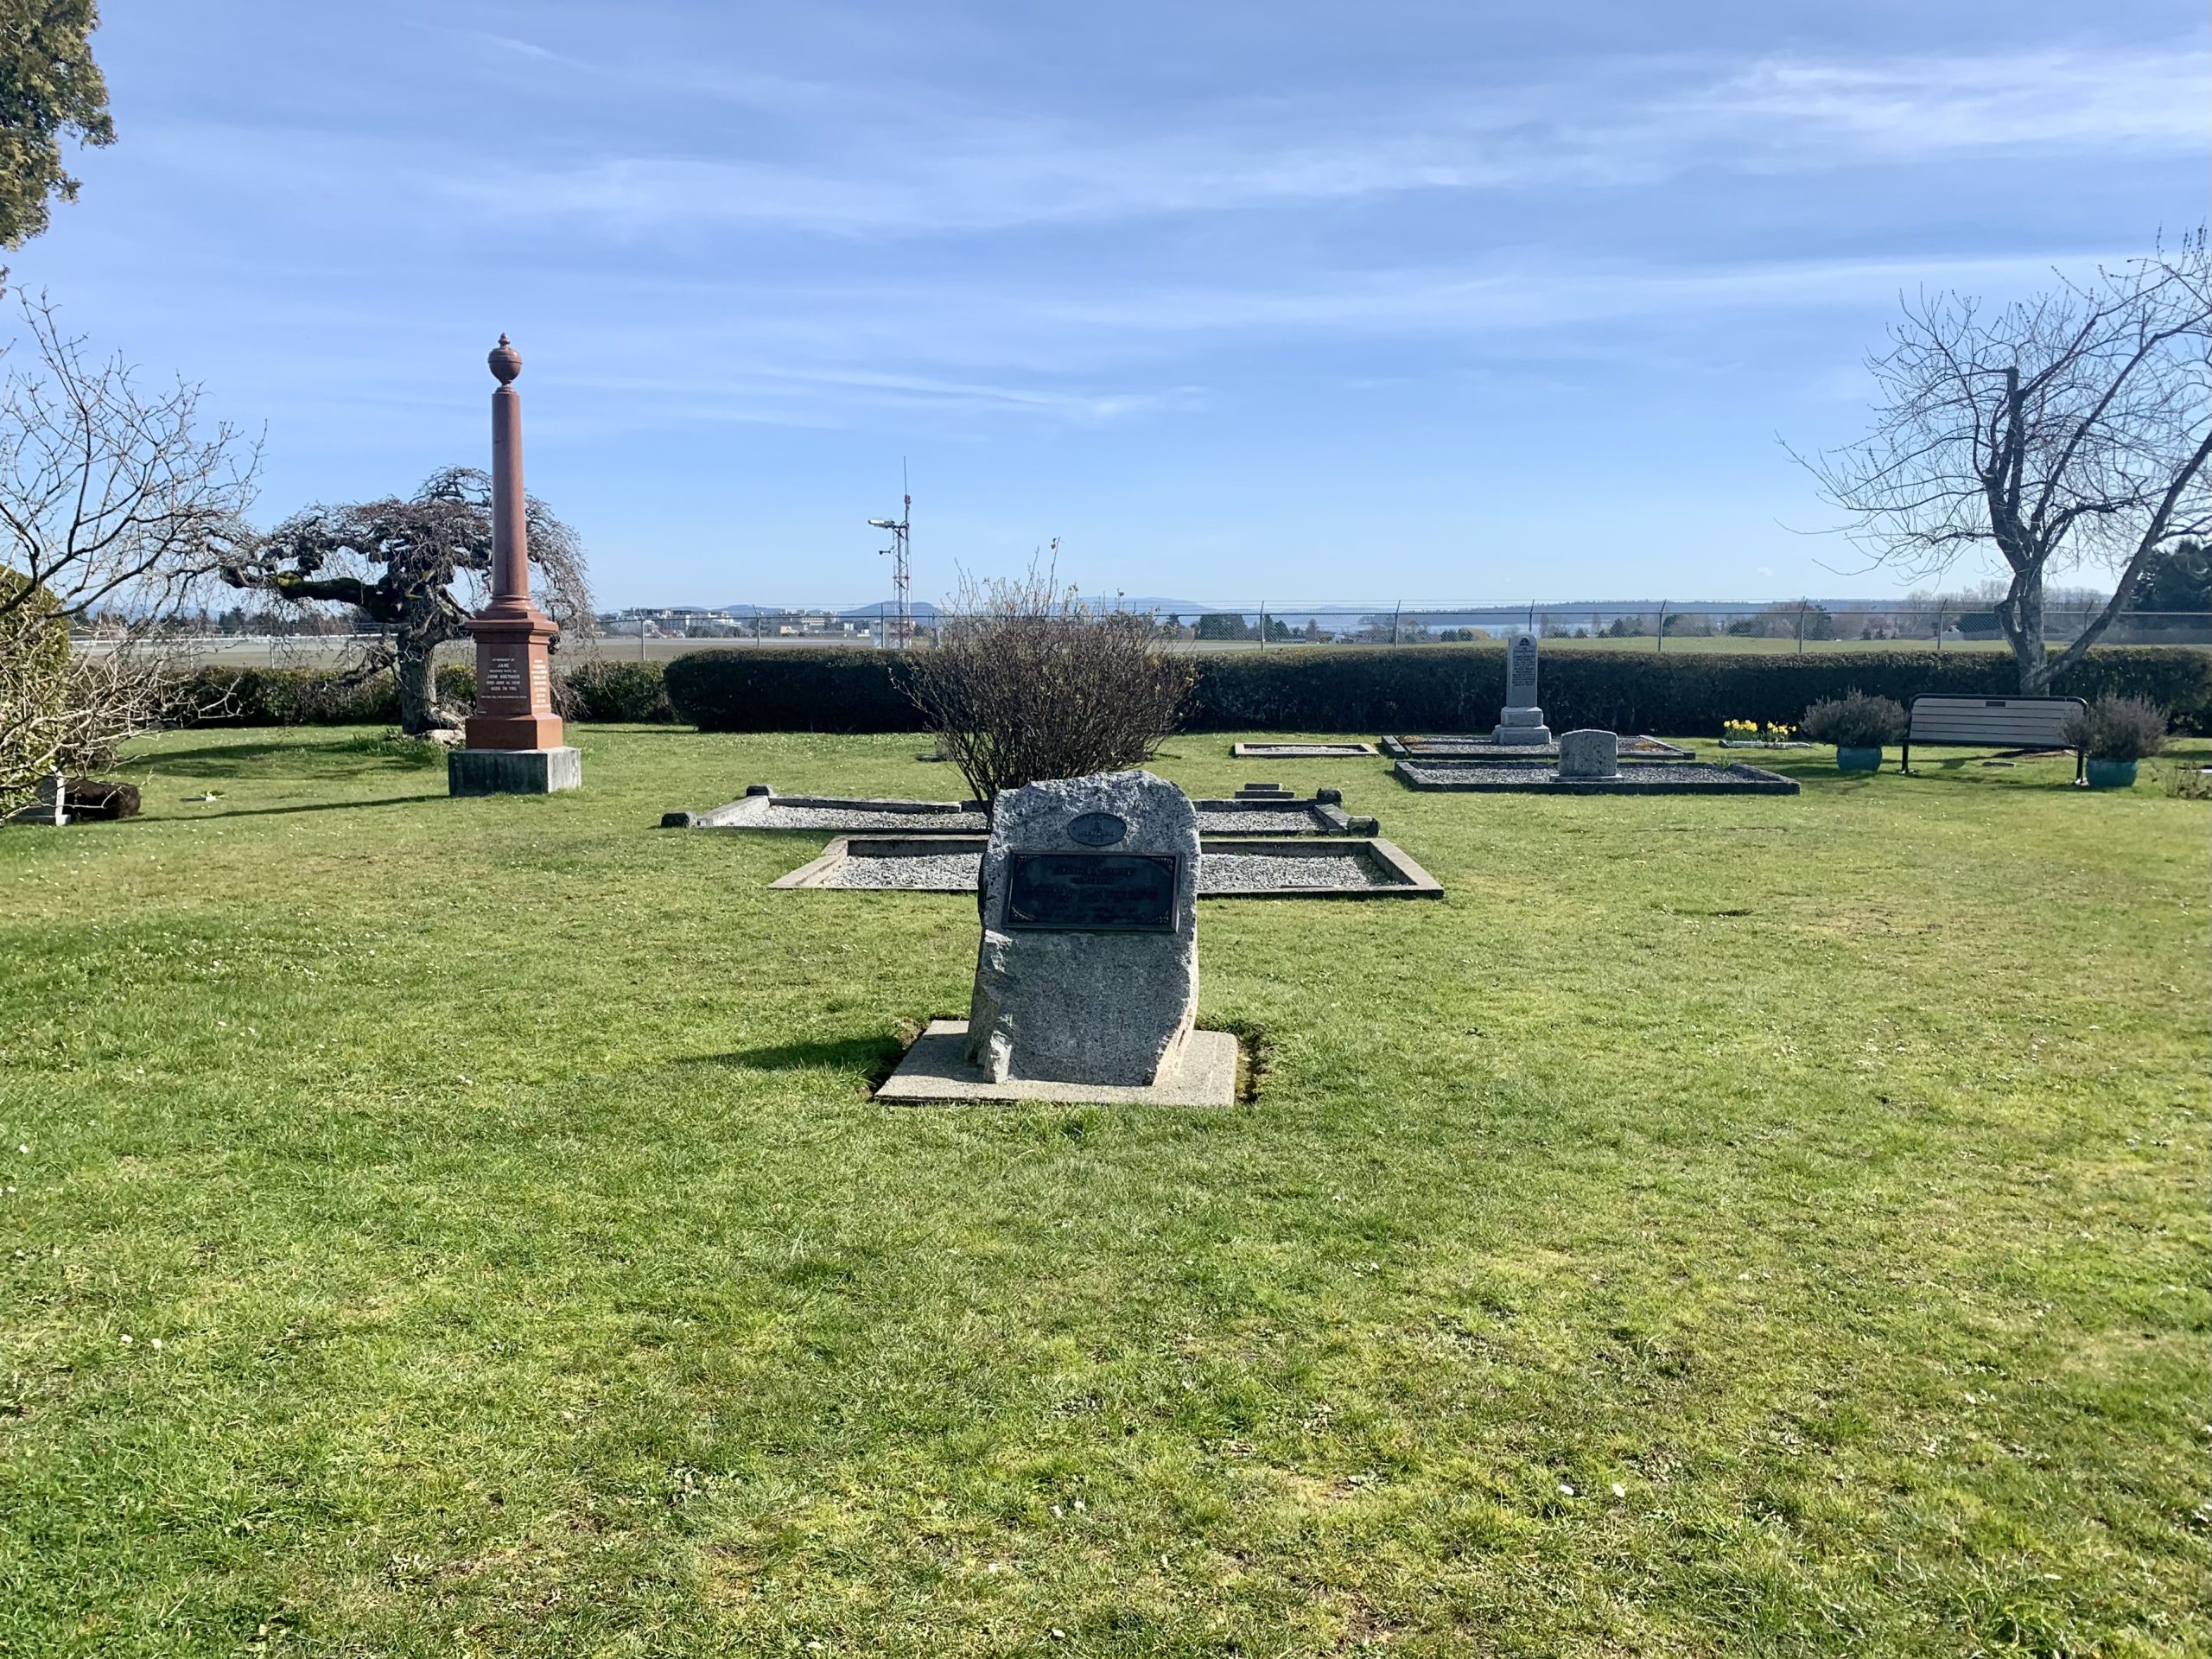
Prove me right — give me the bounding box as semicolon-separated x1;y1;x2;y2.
560;361;1205;424
1691;49;2207;156
130;41;2207;243
422;43;2207;237
1025;251;2119;336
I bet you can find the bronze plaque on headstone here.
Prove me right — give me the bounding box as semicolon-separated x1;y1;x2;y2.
1005;852;1178;931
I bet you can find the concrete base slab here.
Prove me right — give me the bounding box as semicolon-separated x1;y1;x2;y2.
448;746;582;796
876;1020;1239;1105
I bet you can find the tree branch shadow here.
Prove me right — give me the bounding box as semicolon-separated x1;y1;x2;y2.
185;793;449;819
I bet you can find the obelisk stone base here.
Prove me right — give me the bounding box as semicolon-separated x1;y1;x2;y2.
448;747;582;797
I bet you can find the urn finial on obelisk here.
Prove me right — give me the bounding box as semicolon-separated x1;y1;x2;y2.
449;333;582;795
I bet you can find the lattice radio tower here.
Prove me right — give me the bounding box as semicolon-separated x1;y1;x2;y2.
868;461;912;648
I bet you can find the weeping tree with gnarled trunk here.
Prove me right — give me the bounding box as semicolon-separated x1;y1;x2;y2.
219;467;591;736
1804;232;2211;694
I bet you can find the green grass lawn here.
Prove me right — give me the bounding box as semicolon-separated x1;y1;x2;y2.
3;726;2206;1657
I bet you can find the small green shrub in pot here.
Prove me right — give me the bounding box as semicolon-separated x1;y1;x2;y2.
1800;690;1907;772
2064;695;2166;789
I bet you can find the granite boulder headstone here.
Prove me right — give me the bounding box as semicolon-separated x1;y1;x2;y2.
966;770;1200;1087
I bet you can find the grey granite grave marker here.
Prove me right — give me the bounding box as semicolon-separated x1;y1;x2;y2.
1556;728;1619;779
965;771;1203;1087
1491;634;1552;745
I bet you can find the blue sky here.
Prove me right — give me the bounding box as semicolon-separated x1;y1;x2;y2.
10;3;2206;608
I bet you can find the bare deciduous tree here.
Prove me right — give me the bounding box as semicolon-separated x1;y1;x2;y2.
219;467;592;737
0;295;260;815
1804;233;2211;692
905;562;1198;811
0;295;257;628
0;579;175;814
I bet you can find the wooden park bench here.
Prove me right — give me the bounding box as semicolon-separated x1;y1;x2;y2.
1901;695;2088;781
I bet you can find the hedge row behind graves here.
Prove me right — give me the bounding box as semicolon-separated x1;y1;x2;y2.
177;658;677;726
172;644;2212;735
661;644;2212;736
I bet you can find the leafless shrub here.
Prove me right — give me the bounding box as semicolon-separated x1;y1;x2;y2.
0;296;258;813
0;578;226;815
2164;762;2210;800
0;293;258;631
904;561;1198;810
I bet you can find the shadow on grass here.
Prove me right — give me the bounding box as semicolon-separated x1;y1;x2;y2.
188;793;450;819
142;737;445;779
695;1034;906;1081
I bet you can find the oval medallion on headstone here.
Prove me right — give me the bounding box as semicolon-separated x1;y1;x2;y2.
1065;810;1127;847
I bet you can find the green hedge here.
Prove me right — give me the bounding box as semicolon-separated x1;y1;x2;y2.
175;665;402;726
663;645;2212;737
177;660;677;726
664;649;919;733
561;659;676;722
1190;645;2212;735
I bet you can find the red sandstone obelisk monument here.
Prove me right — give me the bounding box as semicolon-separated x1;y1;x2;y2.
448;334;582;795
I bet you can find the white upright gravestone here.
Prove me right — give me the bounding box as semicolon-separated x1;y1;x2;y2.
875;769;1236;1103
1491;634;1552;745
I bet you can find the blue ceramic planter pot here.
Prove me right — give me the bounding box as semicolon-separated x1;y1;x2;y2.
2085;758;2138;790
1836;746;1883;773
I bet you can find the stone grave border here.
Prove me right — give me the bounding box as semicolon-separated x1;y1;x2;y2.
771;835;1443;898
662;785;981;831
1393;758;1799;796
1230;741;1379;758
665;785;1377;837
1379;734;1694;760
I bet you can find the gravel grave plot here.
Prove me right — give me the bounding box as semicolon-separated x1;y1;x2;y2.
785;840;1438;894
754;804;987;832
1395;760;1798;795
1194;808;1335;834
814;850;982;889
681;797;1365;836
1198;851;1380;892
